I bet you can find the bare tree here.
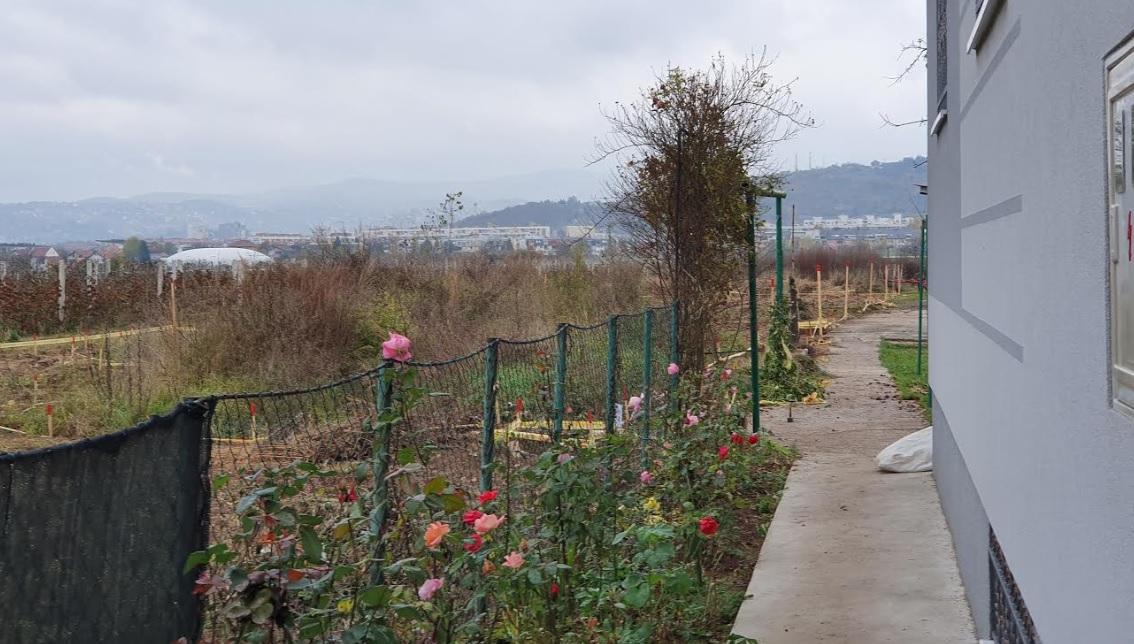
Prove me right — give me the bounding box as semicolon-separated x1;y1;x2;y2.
880;39;928;127
596;52;810;371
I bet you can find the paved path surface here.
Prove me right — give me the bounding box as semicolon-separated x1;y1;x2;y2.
732;309;975;643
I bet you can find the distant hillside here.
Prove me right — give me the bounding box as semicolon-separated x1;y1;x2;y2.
0;159;926;243
455;198;602;232
782;157;926;218
454;157;928;232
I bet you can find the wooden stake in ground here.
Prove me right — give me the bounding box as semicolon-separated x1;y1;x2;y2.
249;401;258;440
868;262;875;301
169;270;179;329
816;264;824;337
157;262;164;300
843;263;850;320
46;403;54;437
897;265;903;295
883;264;890;302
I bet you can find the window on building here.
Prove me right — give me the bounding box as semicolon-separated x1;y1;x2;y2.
1108;39;1134;417
936;0;948;112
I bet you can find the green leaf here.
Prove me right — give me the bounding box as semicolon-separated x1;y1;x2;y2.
527;568;543;585
423;476;447;495
212;474;230;491
440;493;466;513
250;599;274;625
297;618;325;640
235;494;259;515
358;585;393;607
299;526;323;562
623;581;651;608
184;550;209;573
396;447;417;465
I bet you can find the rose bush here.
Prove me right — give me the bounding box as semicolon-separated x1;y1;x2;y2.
189;353;794;642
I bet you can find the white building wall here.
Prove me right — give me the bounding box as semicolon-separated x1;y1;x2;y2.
929;1;1134;641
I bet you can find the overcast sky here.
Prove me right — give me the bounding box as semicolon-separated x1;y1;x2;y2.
0;0;926;203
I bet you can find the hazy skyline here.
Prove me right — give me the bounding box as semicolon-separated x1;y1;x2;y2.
0;0;927;203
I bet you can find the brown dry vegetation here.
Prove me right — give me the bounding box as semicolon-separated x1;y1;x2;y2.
0;243;923;451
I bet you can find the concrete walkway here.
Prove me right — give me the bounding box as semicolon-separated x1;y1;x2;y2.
732;309;975;643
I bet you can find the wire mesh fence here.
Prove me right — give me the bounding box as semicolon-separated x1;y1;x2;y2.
195;302;678;638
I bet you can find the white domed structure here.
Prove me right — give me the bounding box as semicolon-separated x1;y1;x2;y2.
164;247;273;269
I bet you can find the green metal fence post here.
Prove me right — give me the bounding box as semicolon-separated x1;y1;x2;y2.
668;300;679;407
481;339;499;492
745;194;762;433
640;310;654;468
369;361;394;585
775;196;785;307
605;316;619;434
552;324;568;442
917;218;927;375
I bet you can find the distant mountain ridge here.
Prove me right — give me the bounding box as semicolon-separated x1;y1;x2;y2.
0;158;925;243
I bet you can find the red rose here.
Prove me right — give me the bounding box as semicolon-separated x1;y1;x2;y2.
748;433;760;445
464;533;484;553
478;490;498;505
698;516;719;536
718;446;730;460
462;510;484;525
550;582;559;599
730;432;743;446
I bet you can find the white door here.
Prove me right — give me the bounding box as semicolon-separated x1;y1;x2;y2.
1109;42;1134;415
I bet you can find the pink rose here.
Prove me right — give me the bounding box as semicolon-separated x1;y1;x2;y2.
557;453;574;465
381;332;413;362
474;513;505;535
639;470;653;484
667;363;680;376
418;577;444;601
503;551;525;569
684;413;700;427
627;395;643;415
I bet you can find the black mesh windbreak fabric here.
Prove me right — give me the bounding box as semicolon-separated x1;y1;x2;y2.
0;403;209;643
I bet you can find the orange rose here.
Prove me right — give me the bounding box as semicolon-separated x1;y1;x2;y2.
424;521;450;549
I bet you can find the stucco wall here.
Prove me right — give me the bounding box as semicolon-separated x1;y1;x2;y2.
928;1;1134;641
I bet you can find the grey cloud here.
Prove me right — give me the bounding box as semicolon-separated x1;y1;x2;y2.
0;0;926;202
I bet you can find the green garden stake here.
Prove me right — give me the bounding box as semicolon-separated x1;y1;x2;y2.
369;361;394;585
481;339;499;492
605;316;619;435
553;324;568;442
641;309;654;468
669;300;680;411
917;219;927;375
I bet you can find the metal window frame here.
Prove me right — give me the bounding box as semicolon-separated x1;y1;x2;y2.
966;0;1003;53
1107;38;1134;420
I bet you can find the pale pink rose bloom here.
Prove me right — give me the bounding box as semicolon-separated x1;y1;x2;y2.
474;513;505;535
639;470;653;484
667;363;680;376
684;413;700;427
502;551;525;569
556;453;574;465
381;332;414;362
418;577;444;601
627;395;643;415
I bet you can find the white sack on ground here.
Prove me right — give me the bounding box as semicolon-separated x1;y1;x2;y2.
875;426;933;473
